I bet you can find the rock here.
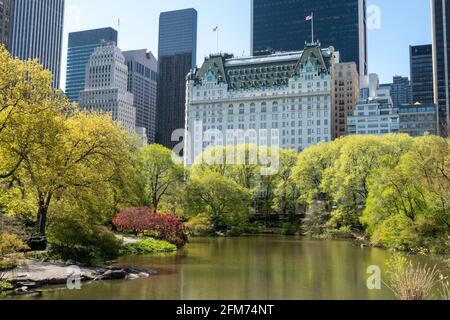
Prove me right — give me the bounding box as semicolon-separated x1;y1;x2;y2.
126;274;139;280
100;269;127;280
14;286;29;294
138;272;150;278
16;282;37;289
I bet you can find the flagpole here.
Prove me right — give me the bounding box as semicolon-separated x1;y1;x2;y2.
311;12;314;43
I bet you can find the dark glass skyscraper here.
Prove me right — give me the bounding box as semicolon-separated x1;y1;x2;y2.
391;76;412;108
0;0;14;49
10;0;65;88
432;0;450;136
251;0;367;84
410;45;434;104
66;27;118;102
156;8;197;149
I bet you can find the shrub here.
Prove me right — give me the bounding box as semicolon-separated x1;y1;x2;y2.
120;238;176;255
112;207;155;234
0;234;28;293
48;216;122;264
186;214;214;236
113;208;188;247
0;215;30;241
148;213;188;247
386;255;449;300
0;233;29;258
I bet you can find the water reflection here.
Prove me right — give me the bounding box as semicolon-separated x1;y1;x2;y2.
12;236;448;300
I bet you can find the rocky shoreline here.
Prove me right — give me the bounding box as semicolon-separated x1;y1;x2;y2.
3;259;156;296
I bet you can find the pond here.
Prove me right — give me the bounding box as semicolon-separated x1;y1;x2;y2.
12;236;449;300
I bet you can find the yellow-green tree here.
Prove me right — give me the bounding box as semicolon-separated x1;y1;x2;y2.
362;135;449;253
130;144;185;212
6;110;132;236
0;45;56;179
186;169;252;232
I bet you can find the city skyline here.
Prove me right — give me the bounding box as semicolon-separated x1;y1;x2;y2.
60;0;432;90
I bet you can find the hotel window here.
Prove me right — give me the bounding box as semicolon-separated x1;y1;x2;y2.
272;102;278;112
261;103;267;113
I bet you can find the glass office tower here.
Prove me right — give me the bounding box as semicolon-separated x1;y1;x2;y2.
410;44;434;104
0;0;14;49
66;27;118;102
10;0;65;88
124;49;158;144
432;0;450;136
156;8;197;149
251;0;367;84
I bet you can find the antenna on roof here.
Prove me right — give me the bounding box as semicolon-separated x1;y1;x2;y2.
117;18;121;47
213;26;219;53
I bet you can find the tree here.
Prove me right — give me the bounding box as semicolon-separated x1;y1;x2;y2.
186;169;252;232
131;144;185;212
321;135;413;231
273;149;300;219
361;135;449;253
224;145;260;190
0;46;56;179
292;140;343;209
5;110;132;237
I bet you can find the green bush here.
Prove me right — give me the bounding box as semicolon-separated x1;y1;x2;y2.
48;216;122;263
0;280;13;293
0;233;29;258
0;259;17;271
278;223;296;236
120;238;177;255
186;214;214;236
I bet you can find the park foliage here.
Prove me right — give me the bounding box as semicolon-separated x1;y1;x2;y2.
0;45;449;266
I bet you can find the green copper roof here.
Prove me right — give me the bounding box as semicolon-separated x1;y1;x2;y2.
190;44;334;91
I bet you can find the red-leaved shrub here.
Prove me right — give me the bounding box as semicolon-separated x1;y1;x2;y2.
112;207;154;233
112;207;188;247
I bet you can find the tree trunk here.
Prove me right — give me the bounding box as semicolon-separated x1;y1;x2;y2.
36;205;48;237
36;194;52;237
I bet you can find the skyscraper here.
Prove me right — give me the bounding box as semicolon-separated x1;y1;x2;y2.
251;0;367;84
390;76;412;108
432;0;450;136
156;8;197;149
10;0;65;88
331;62;360;138
124;49;158;144
0;0;14;49
66;27;118;102
79;44;136;134
410;45;434;105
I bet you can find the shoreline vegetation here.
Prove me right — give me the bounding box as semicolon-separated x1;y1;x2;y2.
0;47;449;299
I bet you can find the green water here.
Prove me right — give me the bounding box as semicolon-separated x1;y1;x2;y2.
13;236;448;300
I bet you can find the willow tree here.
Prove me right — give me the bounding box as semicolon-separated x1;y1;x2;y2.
0;45;55;179
131;144;186;212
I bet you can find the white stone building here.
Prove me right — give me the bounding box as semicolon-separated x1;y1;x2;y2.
184;43;338;165
348;96;400;135
79;43;137;134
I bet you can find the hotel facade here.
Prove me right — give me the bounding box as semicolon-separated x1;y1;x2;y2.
184;43;338;165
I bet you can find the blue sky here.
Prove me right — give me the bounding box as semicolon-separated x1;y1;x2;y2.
62;0;432;89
